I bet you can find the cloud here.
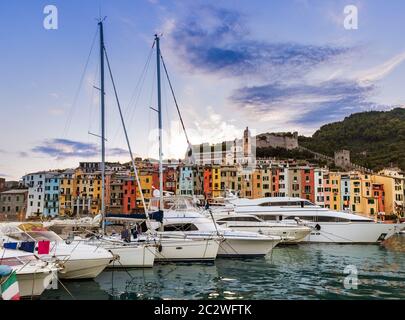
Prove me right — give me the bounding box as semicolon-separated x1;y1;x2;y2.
18;152;29;158
357;50;405;84
32;139;128;159
231;80;380;125
166;6;349;81
0;173;10;178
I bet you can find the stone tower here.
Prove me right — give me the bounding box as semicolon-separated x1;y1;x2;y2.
243;127;251;157
334;150;351;169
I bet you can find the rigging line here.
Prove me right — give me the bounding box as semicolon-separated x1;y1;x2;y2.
88;58;100;139
104;46;152;227
110;43;155;146
162;70;171;156
146;63;157;158
62;26;99;139
160;53;190;144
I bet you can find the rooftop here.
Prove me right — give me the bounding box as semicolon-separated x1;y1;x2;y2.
0;189;28;195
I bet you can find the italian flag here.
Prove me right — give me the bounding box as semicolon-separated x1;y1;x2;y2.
1;271;20;300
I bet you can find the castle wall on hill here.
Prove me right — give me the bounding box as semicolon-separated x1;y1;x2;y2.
256;132;298;150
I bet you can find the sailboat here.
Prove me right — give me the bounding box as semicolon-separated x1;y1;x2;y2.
81;20;157;268
105;34;219;262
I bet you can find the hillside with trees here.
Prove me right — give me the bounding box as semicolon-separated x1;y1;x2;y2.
298;108;405;171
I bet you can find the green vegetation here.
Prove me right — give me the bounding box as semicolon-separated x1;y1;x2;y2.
298;108;405;171
256;146;329;167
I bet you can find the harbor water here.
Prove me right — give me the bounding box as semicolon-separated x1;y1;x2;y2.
41;235;405;300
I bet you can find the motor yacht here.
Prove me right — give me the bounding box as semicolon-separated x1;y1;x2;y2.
211;212;312;243
226;197;404;243
0;248;59;298
148;196;282;257
0;223;114;279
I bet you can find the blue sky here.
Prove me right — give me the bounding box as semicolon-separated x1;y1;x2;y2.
1;0;405;180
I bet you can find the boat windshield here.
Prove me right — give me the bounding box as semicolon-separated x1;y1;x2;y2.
2;230;62;242
0;255;37;267
149;196;197;211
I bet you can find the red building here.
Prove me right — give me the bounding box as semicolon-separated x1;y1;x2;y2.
164;167;177;193
372;183;385;214
203;167;213;199
300;168;315;202
122;177;137;213
151;165;177;194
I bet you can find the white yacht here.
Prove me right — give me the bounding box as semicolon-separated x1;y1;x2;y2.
0;224;114;279
226;197;404;243
101;218;220;262
149;196;282;257
212;213;312;243
0;249;59;298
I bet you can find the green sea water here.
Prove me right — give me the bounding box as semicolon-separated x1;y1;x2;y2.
41;234;405;300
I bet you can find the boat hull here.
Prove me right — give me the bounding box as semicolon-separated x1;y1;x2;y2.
58;257;112;279
301;222;401;243
16;269;56;297
218;224;311;244
105;244;156;268
217;237;280;256
154;238;219;262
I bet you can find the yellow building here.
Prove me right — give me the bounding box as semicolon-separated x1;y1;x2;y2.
212;166;221;198
329;173;341;211
350;172;378;217
261;167;272;197
252;169;263;199
374;169;405;217
59;169;77;216
220;165;238;196
75;170;103;215
136;173;153;208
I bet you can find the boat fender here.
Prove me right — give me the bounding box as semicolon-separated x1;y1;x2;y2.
0;265;12;277
158;244;163;252
315;224;321;231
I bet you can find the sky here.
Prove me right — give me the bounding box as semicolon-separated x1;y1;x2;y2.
1;0;405;180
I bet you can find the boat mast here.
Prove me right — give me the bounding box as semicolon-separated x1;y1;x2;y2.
99;20;106;233
155;34;164;211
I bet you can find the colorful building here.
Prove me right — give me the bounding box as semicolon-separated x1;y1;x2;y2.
177;165;194;196
44;173;60;217
59;169;77;216
212;165;221;198
0;189;28;221
300;167;315;202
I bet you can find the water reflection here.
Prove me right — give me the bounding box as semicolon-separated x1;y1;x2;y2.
41;235;405;300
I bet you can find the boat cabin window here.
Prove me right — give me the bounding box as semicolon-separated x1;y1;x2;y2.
255;215;278;221
284;216;354;223
164;223;199;232
316;216;346;222
217;216;261;222
258;200;315;207
284;216;316;222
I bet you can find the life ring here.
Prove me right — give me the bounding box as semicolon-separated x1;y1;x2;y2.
315;224;321;231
